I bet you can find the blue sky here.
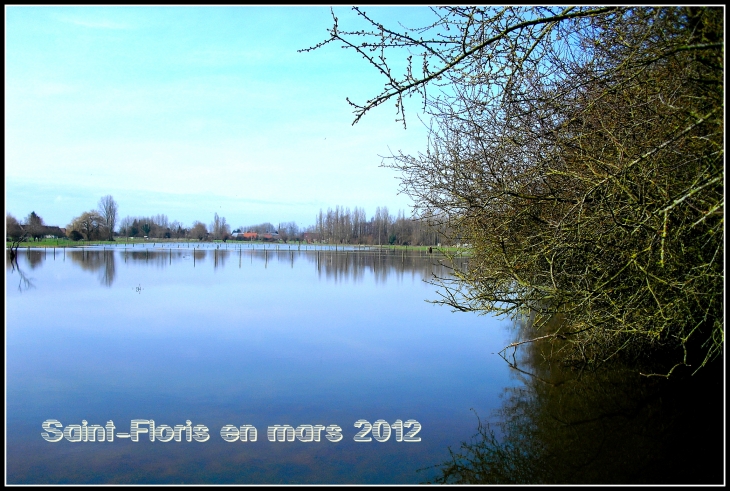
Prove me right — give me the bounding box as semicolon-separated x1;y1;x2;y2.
5;6;434;230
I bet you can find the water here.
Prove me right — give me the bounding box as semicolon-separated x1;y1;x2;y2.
432;322;725;484
6;246;516;484
6;246;724;484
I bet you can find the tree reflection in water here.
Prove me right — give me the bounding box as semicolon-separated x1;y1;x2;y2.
429;318;724;484
69;249;117;287
7;252;35;293
9;246;459;289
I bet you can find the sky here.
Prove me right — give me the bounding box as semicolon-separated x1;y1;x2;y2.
5;6;435;231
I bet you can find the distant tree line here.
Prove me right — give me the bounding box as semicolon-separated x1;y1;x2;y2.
239;222;277;234
117;212;232;241
119;213;179;239
6;211;65;242
310;206;448;246
5;195;120;243
234;207;448;246
8;197;445;247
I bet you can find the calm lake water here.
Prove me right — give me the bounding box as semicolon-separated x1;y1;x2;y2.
5;244;724;484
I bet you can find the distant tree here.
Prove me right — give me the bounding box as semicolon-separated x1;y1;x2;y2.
6;213;28;260
6;214;24;241
244;222;276;235
118;216;133;237
24;211;44;241
373;207;391;246
98;195;118;241
209;213;231;241
278;221;300;243
148;214;169;238
170;220;187;239
68;211;104;241
190;221;208;241
119;214;184;239
211;213;221;240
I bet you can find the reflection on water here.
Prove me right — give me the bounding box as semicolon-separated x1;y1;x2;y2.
69;250;117;287
431;319;725;485
6;248;720;484
7;253;35;292
6;247;504;484
8;247;469;287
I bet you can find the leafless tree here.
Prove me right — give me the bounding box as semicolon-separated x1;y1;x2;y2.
305;7;724;373
278;221;299;243
190;221;208;241
6;214;24;241
98;195;118;241
7;213;29;261
210;213;231;241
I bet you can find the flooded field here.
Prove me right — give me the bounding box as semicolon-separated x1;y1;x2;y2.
5;245;724;484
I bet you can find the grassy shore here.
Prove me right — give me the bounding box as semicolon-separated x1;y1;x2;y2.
7;238;196;248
